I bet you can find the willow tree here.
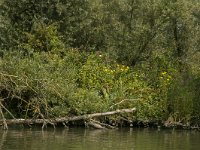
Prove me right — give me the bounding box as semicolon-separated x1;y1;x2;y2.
99;0;168;65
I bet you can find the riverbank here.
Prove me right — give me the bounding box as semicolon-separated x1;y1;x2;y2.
1;109;200;131
0;51;200;130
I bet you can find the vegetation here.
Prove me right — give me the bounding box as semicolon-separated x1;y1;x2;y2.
0;0;200;127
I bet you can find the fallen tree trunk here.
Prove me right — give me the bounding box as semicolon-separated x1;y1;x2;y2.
0;108;136;128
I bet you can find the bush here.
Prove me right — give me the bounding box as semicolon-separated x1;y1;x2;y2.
1;49;197;125
77;53;165;121
19;22;65;54
0;51;78;118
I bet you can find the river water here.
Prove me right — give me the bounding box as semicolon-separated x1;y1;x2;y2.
0;127;199;150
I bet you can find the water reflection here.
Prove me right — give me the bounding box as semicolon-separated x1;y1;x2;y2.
0;128;199;150
0;130;7;150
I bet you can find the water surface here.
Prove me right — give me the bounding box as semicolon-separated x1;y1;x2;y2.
0;128;199;150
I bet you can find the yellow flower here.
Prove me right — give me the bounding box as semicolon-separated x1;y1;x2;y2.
162;71;167;75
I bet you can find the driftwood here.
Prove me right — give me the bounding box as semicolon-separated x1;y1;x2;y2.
86;120;106;129
0;108;136;129
164;121;200;130
85;119;117;129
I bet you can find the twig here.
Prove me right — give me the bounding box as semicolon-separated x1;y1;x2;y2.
109;99;139;109
0;102;8;130
0;102;15;119
0;73;18;78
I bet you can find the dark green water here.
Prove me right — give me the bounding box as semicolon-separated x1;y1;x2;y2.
0;128;200;150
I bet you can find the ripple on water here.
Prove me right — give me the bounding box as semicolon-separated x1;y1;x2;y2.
0;128;199;150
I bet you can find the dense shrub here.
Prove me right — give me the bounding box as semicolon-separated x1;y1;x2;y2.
0;51;79;118
77;53;166;121
0;51;165;122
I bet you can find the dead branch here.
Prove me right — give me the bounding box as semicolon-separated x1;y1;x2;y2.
109;99;140;109
86;120;106;129
0;102;8;130
0;102;15;119
0;108;136;128
90;119;116;129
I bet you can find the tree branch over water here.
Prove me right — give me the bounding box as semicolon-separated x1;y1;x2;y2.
0;108;136;129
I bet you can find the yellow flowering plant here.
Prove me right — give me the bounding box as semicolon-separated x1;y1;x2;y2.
78;54;131;92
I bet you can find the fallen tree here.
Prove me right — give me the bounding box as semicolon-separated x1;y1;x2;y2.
0;108;136;129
